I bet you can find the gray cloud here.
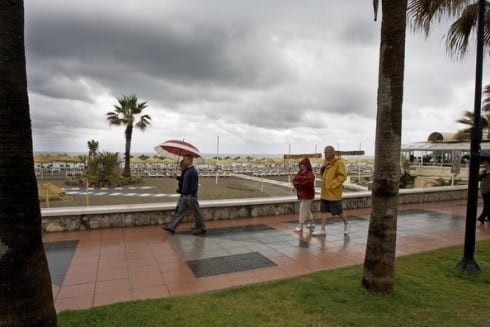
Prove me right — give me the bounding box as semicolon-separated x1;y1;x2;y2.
24;0;490;155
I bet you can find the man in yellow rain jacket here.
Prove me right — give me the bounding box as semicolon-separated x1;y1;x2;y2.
312;145;350;236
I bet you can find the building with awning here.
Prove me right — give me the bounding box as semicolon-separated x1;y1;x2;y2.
401;131;490;187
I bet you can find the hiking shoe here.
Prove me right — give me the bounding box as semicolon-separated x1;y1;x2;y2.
344;222;351;235
312;230;326;236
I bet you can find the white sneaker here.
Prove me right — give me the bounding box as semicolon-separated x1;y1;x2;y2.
344;222;351;235
312;230;326;236
294;227;303;233
306;223;316;229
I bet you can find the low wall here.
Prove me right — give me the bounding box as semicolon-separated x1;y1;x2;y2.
41;185;468;232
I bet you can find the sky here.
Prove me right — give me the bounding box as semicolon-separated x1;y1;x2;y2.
24;0;489;156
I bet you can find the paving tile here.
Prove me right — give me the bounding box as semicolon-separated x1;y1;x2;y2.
97;268;129;282
95;279;130;294
57;282;95;299
44;240;79;287
157;261;189;273
166;280;206;296
55;295;93;312
162;270;196;284
198;275;236;291
62;269;97;286
93;290;131;307
226;271;262;286
97;262;127;274
130;271;165;288
133;285;171;300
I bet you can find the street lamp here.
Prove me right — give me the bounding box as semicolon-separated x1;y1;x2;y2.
456;0;486;274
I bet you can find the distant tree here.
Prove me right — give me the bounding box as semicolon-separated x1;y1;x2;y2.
87;152;120;186
0;1;57;324
87;139;99;159
408;0;490;59
362;0;408;293
106;95;151;178
456;85;490;138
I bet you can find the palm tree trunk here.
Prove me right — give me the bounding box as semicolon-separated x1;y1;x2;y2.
362;0;408;293
0;1;57;325
123;124;133;177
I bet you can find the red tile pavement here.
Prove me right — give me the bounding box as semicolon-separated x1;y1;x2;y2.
42;199;490;312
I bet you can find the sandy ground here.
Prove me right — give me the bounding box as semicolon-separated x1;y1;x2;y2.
37;174;296;208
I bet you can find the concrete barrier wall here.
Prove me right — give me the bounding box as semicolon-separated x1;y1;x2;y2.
41;185;468;232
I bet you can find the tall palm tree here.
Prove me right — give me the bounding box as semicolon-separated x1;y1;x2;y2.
362;0;408;293
408;0;490;59
107;95;151;178
0;1;57;325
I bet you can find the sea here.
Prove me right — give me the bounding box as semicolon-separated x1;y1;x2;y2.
34;151;374;161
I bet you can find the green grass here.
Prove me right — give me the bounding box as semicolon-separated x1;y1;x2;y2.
58;241;490;327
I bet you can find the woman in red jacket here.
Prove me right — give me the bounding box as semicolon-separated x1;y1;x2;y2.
292;157;316;232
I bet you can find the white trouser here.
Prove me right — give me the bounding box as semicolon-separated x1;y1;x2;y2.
298;199;313;224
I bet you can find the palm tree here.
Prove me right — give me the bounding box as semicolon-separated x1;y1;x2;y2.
483;85;490;109
456;111;489;138
408;0;490;59
107;95;151;177
362;0;408;293
87;139;99;159
0;1;57;324
456;85;490;139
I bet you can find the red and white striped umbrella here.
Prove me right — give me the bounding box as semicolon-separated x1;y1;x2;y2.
154;140;204;162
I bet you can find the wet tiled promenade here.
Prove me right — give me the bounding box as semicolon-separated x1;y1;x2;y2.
42;200;490;312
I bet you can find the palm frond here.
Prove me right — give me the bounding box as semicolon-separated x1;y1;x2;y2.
373;0;379;21
106;112;124;126
484;85;490;94
456;109;489;128
456;116;474;125
135;115;151;131
408;0;469;36
483;86;490;113
445;3;479;59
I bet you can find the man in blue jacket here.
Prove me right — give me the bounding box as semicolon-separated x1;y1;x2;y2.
162;155;207;235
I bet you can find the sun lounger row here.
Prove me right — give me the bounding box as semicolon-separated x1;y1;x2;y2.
200;171;232;177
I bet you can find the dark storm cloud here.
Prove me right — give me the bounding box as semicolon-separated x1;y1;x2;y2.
25;10;292;105
24;0;487;155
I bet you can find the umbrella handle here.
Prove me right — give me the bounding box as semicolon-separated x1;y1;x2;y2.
174;156;180;177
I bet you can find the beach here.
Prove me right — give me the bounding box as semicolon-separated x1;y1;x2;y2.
37;174;296;208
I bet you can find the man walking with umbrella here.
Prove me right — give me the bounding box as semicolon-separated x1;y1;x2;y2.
162;155;207;236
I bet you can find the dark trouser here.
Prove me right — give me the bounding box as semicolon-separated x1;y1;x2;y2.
174;195;183;213
478;192;490;221
168;195;206;230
